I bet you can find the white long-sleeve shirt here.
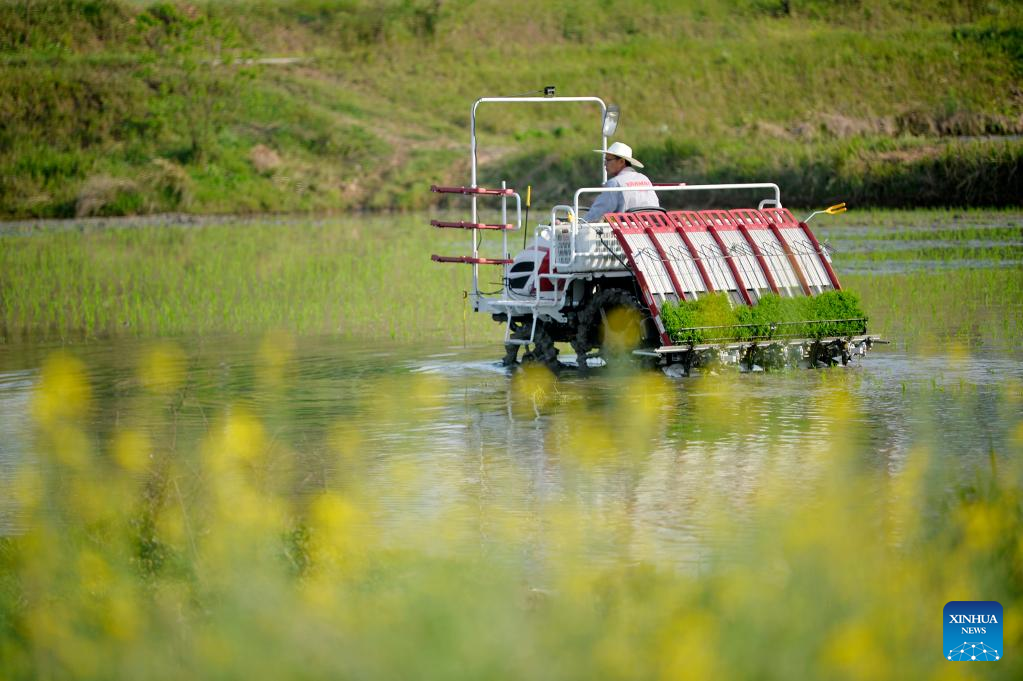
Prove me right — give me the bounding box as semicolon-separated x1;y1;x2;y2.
584;167;660;222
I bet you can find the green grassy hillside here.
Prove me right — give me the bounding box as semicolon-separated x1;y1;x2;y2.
1;0;1021;218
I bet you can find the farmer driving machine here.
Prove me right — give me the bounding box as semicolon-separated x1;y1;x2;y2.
430;92;880;374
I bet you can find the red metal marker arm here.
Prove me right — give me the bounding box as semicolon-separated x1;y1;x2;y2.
431;255;513;265
430;220;515;230
430;185;515;196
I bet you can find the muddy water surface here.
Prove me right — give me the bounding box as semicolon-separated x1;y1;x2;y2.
1;211;1021;566
2;334;1020;565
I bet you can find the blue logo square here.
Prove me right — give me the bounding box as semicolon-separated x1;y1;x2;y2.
944;601;1002;661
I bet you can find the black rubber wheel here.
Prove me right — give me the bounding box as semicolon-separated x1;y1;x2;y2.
572;289;657;370
808;340;838;368
505;319;561;373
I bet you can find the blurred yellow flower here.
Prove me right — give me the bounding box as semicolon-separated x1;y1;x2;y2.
12;467;44;511
155;502;190;548
206;407;267;471
1001;379;1022;413
307;492;368;575
616;371;673;436
946;340;969;368
258;329;296;387
958;502;1007;554
49;423;91;470
111;428;152;473
138;342;186;394
822;621;885;681
601;306;642;354
511;363;557;416
657;611;720;681
103;594;141;642
408;372;448;411
328;422;366;461
31;351;91;425
562;415;618;464
887;446;930;541
1012;419;1023;449
77;550;112;595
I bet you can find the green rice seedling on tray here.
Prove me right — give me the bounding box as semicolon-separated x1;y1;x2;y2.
661;291;868;344
659;293;735;344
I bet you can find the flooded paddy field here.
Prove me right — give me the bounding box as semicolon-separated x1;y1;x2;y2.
1;210;1021;678
819;211;1023;276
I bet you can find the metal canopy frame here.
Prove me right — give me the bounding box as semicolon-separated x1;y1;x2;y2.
466;95;610;304
470;95;610;190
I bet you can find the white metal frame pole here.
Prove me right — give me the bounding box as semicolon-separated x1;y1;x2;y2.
469;96;609;297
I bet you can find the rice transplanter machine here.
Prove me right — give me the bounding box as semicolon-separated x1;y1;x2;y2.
429;91;880;373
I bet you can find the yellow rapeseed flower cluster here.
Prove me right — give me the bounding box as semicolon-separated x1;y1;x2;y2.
1;345;1020;680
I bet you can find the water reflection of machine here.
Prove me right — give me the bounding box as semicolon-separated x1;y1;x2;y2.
430;90;881;374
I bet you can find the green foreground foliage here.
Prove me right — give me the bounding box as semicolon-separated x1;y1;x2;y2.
1;0;1022;218
0;344;1021;679
661;290;867;343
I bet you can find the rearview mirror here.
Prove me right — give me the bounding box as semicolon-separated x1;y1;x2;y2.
602;104;620;137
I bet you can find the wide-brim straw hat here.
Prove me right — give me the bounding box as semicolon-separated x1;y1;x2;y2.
593;141;643;168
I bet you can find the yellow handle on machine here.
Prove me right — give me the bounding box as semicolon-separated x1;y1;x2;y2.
803;202;848;223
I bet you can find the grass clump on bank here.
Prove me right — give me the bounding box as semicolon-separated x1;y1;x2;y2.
661;290;868;344
1;0;1022;218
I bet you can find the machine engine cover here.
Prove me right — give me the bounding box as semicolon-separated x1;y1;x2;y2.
507;237;556;295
